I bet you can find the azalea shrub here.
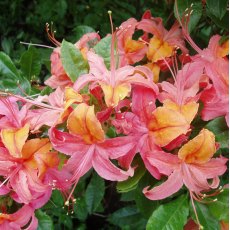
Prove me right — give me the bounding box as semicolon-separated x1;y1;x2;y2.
0;0;229;229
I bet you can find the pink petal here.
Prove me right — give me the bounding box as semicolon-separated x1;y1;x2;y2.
145;150;180;176
98;136;136;159
92;148;133;181
143;170;183;200
64;145;94;183
49;127;88;155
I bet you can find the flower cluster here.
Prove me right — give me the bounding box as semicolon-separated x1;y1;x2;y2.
0;8;228;229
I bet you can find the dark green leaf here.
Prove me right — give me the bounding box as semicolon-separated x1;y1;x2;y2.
72;25;95;41
190;201;220;230
36;210;54;230
20;46;41;80
108;205;146;229
93;35;111;68
0;52;31;94
74;196;88;221
207;189;229;222
206;0;228;20
117;157;146;193
61;40;89;82
146;195;189;230
85;172;105;214
174;0;203;32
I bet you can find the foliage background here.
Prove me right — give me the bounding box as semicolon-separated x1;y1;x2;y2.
0;0;229;229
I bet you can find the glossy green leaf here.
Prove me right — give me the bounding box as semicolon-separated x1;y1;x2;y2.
93;35;112;68
190;201;220;230
174;0;202;32
36;210;54;230
20;46;41;80
117;157;146;193
207;189;229;222
205;117;229;149
0;51;31;94
61;40;88;82
206;0;228;20
146;195;189;230
108;205;146;229
72;25;95;41
85;172;105;214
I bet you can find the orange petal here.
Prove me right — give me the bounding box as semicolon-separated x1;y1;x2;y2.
148;106;189;147
67;103;105;144
163;99;199;124
125;38;146;53
64;87;83;109
147;37;173;62
217;40;229;58
100;83;131;107
21;138;52;160
1;124;30;158
178;129;216;164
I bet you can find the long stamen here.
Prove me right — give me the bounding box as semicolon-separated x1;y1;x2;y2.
108;11;116;86
174;0;202;54
46;22;61;47
190;191;203;230
20;41;54;49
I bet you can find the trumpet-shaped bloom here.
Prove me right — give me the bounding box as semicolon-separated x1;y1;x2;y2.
0;205;37;230
49;103;135;184
113;86;191;179
0;124;70;207
143;129;228;200
73;51;158;107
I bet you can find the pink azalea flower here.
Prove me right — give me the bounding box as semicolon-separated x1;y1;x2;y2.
73;50;158;107
0;124;71;207
143;129;228;200
116;17;147;66
49;103;135;185
0;205;38;230
113;85;191;179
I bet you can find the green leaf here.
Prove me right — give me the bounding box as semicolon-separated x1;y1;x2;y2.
72;25;95;41
207;189;229;222
146;195;189;230
20;46;41;80
0;52;31;94
61;40;88;82
74;196;88;221
117;157;146;193
205;117;229;149
206;0;228;20
85;172;105;214
174;0;203;32
108;205;146;229
93;35;112;68
36;210;54;230
190;201;220;230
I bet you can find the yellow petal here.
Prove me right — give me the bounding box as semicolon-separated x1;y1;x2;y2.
100;83;131;107
145;62;160;83
163;99;199;124
147;37;173;62
178;129;216;164
148;106;189;147
1;124;30;158
67;103;105;144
